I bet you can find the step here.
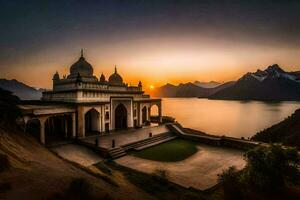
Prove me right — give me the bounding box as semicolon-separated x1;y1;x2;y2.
122;134;177;151
134;136;178;151
109;148;125;153
110;152;126;159
122;133;174;149
108;147;127;159
123;137;170;150
123;135;172;149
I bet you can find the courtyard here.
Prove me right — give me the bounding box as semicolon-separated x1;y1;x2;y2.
116;143;246;190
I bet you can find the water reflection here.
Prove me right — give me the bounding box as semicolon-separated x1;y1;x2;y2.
162;98;300;138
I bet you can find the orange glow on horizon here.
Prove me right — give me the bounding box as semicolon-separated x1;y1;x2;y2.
1;35;300;90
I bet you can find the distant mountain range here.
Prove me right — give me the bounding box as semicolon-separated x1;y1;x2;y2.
193;81;222;88
154;64;300;101
210;64;300;101
153;81;235;97
0;79;44;100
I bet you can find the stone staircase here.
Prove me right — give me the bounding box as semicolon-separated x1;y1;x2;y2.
108;147;126;159
122;132;177;151
108;132;177;159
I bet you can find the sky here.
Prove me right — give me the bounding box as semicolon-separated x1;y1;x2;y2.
1;0;300;90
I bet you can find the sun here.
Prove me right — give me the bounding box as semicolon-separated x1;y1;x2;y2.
149;85;155;90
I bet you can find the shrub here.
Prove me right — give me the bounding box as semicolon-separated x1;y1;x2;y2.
218;145;300;200
218;166;243;200
243;145;300;192
153;169;169;183
49;178;98;200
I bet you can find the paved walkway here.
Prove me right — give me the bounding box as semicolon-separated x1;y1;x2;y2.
116;144;246;190
51;144;103;167
81;125;169;149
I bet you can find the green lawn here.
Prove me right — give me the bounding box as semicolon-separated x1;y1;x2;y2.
130;139;198;162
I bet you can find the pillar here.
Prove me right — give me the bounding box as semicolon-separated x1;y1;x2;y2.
72;113;76;138
39;117;47;145
64;117;68;137
77;106;85;138
101;106;105;132
158;103;162;123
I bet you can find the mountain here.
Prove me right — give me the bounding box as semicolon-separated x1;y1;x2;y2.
152;81;235;97
0;79;43;100
194;81;221;88
252;109;300;149
209;64;300;101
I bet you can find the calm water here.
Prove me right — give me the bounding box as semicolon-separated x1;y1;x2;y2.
161;98;300;138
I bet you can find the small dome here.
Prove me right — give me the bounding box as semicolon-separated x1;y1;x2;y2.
108;66;123;85
100;73;106;82
53;71;60;80
69;50;93;78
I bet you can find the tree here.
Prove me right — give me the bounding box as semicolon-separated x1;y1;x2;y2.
243;145;300;192
219;145;300;200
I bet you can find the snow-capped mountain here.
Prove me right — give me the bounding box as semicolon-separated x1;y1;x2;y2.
244;64;300;82
210;64;300;101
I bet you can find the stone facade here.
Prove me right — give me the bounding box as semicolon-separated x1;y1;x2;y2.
21;51;161;145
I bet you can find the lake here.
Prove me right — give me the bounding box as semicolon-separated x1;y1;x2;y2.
160;98;300;138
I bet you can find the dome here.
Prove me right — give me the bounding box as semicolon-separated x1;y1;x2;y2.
69;50;93;78
100;73;106;82
108;67;123;85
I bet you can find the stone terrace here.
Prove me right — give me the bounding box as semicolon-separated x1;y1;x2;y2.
80;125;169;149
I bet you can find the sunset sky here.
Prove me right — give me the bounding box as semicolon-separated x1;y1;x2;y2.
1;0;300;91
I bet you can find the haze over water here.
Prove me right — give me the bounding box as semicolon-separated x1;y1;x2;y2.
162;98;300;138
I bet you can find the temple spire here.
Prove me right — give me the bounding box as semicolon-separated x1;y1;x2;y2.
80;49;84;57
115;65;117;73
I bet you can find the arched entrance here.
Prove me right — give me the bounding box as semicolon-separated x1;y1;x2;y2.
150;104;160;124
44;115;72;145
115;104;127;130
85;108;100;135
142;106;147;124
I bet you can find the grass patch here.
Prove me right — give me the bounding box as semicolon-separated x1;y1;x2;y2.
130;139;198;162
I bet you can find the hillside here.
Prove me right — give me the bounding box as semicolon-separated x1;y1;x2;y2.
210;64;300;101
0;79;43;100
252;109;300;149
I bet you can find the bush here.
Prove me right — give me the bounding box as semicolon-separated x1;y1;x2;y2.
49;178;101;200
218;166;243;200
0;153;9;172
243;145;300;192
153;169;169;183
218;145;300;200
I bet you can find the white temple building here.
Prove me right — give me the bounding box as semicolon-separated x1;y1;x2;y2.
20;50;162;145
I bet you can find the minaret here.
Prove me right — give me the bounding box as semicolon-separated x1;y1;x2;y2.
80;49;84;57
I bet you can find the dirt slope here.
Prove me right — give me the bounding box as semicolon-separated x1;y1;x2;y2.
0;126;154;200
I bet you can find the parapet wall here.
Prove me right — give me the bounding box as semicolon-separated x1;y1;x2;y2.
167;123;262;151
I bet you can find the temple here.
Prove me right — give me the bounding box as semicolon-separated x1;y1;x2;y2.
20;50;162;145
